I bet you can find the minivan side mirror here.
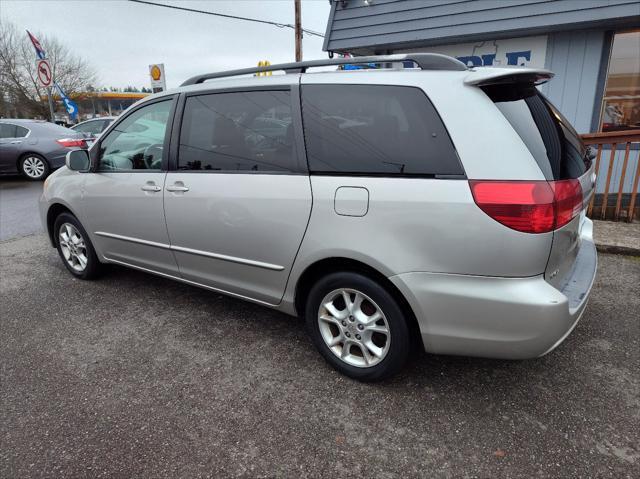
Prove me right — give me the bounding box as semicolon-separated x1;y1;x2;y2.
66;150;90;172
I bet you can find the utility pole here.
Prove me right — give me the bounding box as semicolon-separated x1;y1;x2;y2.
294;0;302;62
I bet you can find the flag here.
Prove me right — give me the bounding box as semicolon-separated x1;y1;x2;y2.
53;82;79;121
26;30;46;60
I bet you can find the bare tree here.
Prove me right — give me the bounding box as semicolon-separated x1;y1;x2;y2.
0;20;96;119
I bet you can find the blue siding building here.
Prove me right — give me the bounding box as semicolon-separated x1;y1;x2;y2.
323;0;640;196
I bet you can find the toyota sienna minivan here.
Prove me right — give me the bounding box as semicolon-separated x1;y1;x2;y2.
40;54;597;381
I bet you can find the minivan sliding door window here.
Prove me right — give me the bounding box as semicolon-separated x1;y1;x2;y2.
178;91;297;173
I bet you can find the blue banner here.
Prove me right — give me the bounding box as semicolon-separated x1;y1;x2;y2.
53;82;79;121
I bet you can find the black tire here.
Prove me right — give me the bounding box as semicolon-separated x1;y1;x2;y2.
19;153;50;181
305;272;410;382
53;212;102;280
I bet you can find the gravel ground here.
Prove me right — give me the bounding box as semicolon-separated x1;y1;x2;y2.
1;234;639;478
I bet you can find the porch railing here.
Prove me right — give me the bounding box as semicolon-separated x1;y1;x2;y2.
581;129;640;222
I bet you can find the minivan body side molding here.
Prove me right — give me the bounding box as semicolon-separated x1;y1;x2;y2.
102;257;279;307
94;231;285;271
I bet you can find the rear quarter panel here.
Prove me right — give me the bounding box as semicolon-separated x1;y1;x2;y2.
21;125;74;168
284;70;556;313
282;181;555;316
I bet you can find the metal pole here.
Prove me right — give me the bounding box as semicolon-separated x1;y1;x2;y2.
46;87;55;122
294;0;302;62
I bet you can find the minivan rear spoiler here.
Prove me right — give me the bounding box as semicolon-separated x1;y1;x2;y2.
464;68;554;87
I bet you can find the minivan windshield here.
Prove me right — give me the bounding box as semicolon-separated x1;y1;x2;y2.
483;83;590;180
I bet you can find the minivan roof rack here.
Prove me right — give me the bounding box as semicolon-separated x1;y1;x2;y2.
180;53;467;86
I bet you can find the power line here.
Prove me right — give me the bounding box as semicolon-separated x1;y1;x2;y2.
128;0;325;38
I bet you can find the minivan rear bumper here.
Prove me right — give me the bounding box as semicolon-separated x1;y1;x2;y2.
389;232;597;360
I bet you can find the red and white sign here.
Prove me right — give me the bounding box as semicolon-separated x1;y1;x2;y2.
36;59;52;88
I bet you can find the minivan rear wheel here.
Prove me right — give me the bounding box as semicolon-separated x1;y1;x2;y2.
305;272;410;381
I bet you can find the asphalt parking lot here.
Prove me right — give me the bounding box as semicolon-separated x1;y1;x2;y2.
1;179;639;478
0;178;44;241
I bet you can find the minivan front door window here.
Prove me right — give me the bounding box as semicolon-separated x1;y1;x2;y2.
97;100;172;171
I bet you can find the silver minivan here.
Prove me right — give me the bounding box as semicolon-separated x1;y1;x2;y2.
40;55;597;381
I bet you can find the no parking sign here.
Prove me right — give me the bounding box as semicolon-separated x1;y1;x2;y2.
36;59;52;88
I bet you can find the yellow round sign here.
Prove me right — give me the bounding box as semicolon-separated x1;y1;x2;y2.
150;65;162;81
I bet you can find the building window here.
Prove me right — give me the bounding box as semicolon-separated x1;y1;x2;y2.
600;30;640;132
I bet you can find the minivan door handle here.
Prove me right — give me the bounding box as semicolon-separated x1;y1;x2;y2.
166;182;189;193
141;181;162;192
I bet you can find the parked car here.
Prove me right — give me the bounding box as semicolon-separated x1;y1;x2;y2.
71;116;116;147
39;54;597;381
0;119;88;180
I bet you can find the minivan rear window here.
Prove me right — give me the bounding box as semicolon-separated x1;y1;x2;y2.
483;83;589;180
301;85;463;176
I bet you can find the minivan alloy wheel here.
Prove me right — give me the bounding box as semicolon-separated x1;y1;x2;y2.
58;223;88;272
318;288;391;368
22;156;46;179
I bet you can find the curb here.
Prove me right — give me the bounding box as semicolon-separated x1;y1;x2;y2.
595;243;640;257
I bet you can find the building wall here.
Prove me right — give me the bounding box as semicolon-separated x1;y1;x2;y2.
540;30;637;196
539;29;608;133
324;0;640;54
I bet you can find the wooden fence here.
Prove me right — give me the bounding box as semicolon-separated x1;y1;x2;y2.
581;129;640;222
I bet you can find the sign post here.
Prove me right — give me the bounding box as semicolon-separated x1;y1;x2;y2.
27;30;57;122
149;64;166;93
46;88;56;123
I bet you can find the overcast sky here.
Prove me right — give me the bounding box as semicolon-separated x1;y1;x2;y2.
1;0;331;89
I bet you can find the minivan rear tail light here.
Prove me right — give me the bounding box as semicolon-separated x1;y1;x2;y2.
551;179;583;229
469;179;583;234
56;138;87;148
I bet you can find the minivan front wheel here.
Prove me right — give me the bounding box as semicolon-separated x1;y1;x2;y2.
54;212;102;279
305;272;410;381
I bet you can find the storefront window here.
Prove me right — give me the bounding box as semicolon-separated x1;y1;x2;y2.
600;30;640;132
